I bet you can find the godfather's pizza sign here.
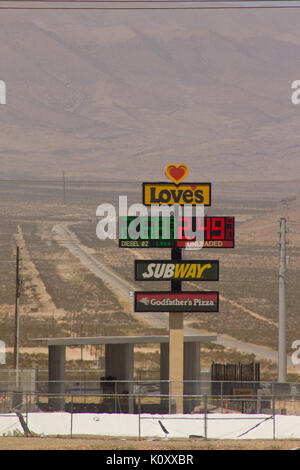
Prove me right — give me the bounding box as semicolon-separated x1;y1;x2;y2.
135;291;219;312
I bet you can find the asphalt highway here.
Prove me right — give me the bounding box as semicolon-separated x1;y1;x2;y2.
53;223;298;373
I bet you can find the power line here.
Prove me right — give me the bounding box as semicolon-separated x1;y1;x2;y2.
0;177;299;185
2;1;300;9
1;6;300;9
1;0;300;3
1;0;300;5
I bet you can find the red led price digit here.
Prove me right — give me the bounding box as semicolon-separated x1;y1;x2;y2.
177;217;193;240
197;217;211;240
211;217;225;240
225;217;234;240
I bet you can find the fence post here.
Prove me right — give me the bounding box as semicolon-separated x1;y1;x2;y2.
221;381;223;414
272;386;275;441
70;395;73;439
204;394;208;440
138;391;141;441
25;392;28;431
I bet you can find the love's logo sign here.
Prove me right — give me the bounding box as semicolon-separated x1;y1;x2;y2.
165;164;189;185
143;163;211;205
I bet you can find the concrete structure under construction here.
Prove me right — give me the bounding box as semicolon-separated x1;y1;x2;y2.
34;334;218;412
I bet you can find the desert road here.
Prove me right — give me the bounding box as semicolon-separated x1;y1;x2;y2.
53;224;298;372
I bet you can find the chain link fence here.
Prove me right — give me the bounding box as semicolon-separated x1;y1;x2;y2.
0;388;300;439
0;377;299;414
0;370;299;439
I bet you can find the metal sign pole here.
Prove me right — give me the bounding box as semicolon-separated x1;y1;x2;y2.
169;246;184;413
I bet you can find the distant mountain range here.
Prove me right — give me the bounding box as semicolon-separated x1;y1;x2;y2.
1;8;300;182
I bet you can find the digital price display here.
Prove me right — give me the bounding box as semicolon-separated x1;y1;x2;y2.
119;216;234;248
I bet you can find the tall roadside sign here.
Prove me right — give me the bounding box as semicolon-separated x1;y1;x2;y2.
119;163;235;413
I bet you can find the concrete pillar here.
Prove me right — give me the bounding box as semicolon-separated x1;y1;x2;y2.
160;341;202;413
48;345;66;411
160;343;169;411
184;342;201;392
105;343;134;413
184;342;201;413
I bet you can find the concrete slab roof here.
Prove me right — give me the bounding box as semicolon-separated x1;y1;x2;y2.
33;334;218;347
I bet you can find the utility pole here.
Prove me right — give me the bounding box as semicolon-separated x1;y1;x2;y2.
14;246;21;387
278;218;287;383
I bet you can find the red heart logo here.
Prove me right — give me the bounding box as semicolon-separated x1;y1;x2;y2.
165;164;189;185
190;185;197;191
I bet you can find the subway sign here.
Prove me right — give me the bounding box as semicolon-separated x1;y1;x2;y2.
135;291;219;312
119;216;234;248
135;260;219;281
143;183;211;206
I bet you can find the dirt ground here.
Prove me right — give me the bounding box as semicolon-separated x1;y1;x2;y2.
0;436;299;450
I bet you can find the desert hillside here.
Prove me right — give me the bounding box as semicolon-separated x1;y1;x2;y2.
0;8;300;181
